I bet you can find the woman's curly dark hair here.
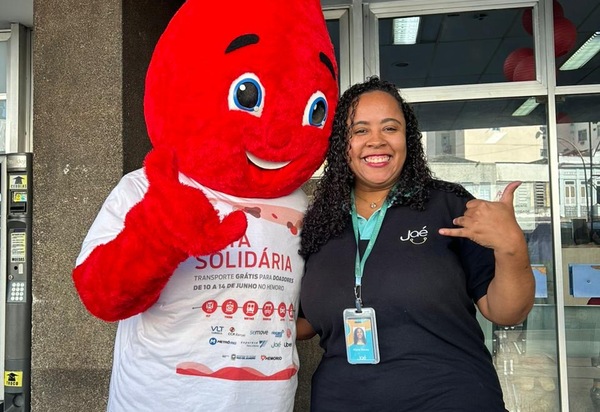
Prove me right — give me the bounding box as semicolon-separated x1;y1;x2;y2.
300;76;435;258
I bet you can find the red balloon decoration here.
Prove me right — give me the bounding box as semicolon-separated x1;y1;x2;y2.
522;9;533;35
513;55;536;81
556;112;572;124
508;1;576;84
553;1;565;19
553;17;577;57
503;48;534;81
522;1;565;35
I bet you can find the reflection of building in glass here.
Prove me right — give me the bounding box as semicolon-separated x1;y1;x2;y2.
425;123;600;242
556;122;600;245
426;126;544;163
426;130;464;158
426;125;550;233
428;159;550;233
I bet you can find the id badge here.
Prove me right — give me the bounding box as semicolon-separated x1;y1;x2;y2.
343;307;380;364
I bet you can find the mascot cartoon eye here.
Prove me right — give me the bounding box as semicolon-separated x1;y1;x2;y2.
228;73;265;117
303;91;328;128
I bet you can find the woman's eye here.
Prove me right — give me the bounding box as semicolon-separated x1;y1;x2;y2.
303;91;328;128
228;73;265;117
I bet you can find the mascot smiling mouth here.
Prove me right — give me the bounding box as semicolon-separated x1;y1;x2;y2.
246;151;291;170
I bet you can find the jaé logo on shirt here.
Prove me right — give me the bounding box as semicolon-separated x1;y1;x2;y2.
400;226;428;245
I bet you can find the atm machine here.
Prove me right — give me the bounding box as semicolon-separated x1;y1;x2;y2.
0;153;32;412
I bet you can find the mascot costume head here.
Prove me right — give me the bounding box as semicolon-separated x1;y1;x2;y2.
145;0;338;198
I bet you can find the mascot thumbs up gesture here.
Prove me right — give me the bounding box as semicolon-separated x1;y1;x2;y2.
72;0;338;410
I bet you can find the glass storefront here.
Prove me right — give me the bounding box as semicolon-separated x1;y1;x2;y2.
413;97;562;411
322;0;600;410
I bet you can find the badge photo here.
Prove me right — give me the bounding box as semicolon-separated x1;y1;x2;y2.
343;307;380;364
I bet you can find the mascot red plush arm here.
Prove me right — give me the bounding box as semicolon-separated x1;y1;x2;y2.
72;0;338;322
72;148;247;321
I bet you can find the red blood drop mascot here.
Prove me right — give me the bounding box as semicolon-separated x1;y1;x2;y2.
72;0;338;410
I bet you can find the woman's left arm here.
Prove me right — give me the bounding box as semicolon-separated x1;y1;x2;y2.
439;181;535;326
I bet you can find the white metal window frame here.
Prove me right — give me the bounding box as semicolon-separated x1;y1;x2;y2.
323;7;352;94
364;0;552;104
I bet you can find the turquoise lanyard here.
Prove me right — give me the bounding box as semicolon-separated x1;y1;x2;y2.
350;190;389;313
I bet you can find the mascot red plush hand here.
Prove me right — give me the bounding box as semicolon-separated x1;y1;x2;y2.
72;0;337;410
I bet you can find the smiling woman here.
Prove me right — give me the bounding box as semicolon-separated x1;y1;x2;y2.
298;76;534;412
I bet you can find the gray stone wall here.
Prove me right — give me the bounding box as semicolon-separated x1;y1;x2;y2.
31;1;181;410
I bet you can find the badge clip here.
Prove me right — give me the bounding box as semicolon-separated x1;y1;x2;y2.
354;285;362;313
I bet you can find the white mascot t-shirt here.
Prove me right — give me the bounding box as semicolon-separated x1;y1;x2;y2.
76;168;307;412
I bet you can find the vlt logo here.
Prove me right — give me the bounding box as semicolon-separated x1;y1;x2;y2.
400;226;428;245
211;326;224;334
